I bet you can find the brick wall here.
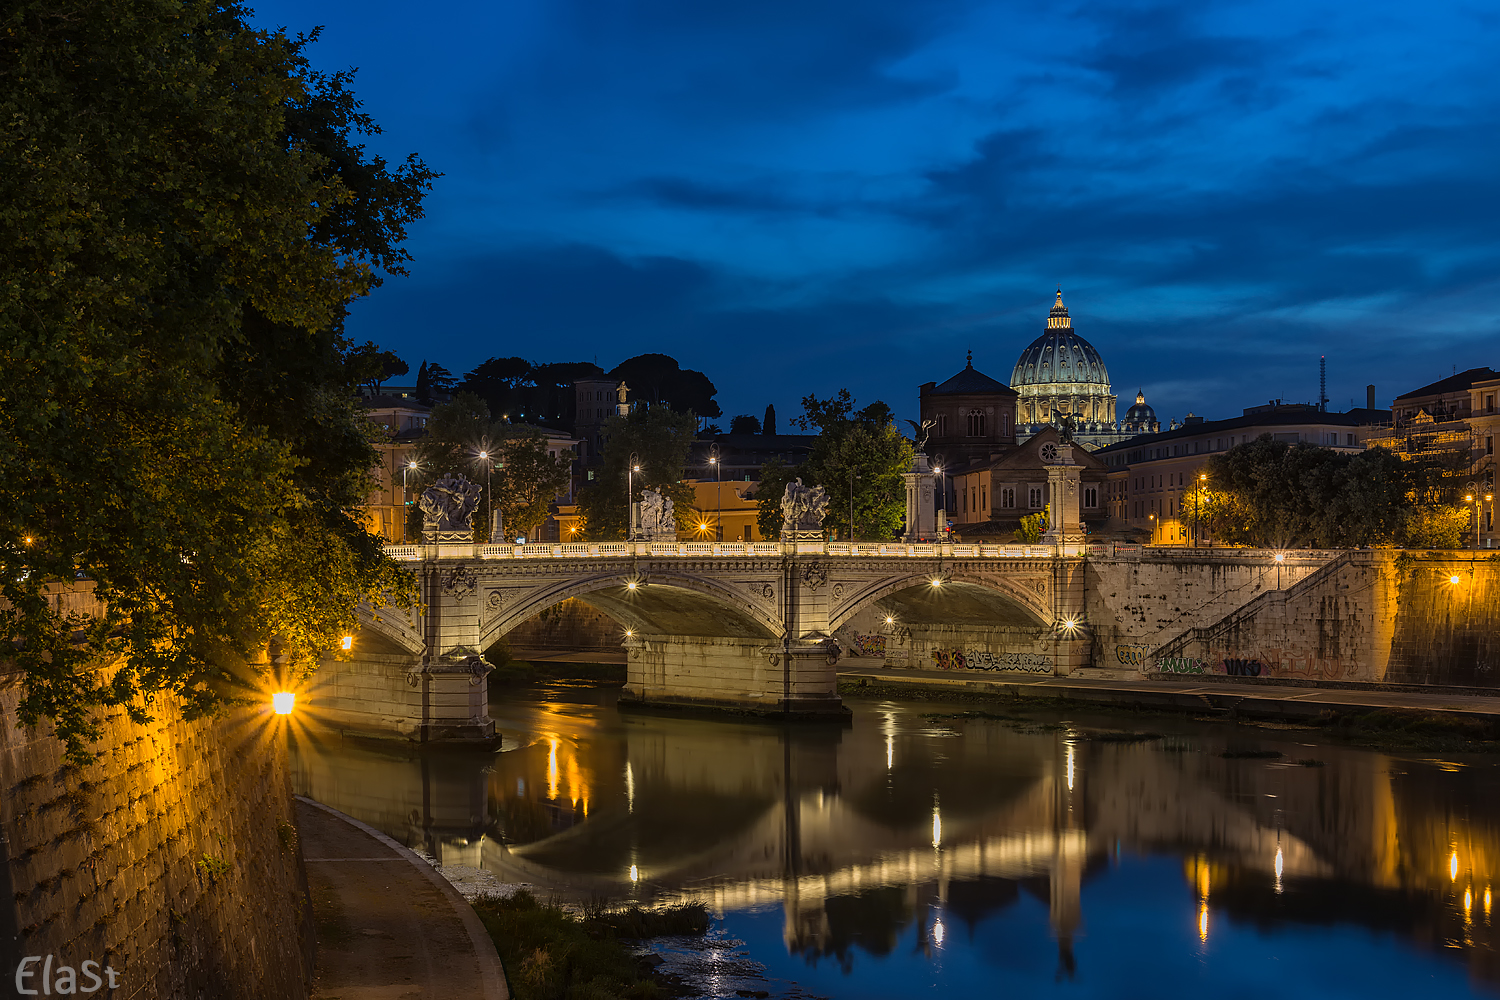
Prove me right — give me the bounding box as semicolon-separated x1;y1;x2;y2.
0;667;314;999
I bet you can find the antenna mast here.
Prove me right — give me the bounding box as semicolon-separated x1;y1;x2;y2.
1319;355;1327;412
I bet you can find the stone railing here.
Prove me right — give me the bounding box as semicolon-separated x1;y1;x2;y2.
380;541;1061;561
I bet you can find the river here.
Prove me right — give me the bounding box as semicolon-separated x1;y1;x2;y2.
289;681;1500;998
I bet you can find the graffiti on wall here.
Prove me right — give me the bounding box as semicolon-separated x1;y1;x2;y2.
1221;658;1263;677
1157;657;1207;674
1115;644;1149;667
930;649;1052;674
851;633;887;657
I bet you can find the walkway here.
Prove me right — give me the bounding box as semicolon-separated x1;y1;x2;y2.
838;665;1500;722
296;797;509;1000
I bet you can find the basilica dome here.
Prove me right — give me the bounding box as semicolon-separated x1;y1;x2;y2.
1010;290;1117;433
1011;291;1111;389
1121;390;1159;433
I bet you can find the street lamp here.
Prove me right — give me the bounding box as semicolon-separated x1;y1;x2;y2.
402;459;420;542
1463;482;1494;550
627;453;641;541
477;448;495;543
848;469;861;543
709;444;722;542
933;464;946;541
1148;512;1156;546
1274;550;1286;589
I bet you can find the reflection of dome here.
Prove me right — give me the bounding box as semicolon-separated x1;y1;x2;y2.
1011;291;1111;389
1121;390;1158;433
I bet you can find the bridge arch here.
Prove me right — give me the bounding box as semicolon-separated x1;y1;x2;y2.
829;568;1053;634
354;603;424;655
480;569;784;650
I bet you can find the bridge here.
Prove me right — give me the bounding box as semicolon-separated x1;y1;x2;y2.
319;540;1091;740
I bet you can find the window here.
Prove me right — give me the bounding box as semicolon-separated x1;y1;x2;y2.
1487;394;1495;413
1347;434;1356;446
936;413;948;437
966;409;987;436
1001;488;1016;509
1084;487;1098;508
962;490;968;513
981;487;987;510
1001;413;1011;436
1029;487;1043;508
1489;436;1495;456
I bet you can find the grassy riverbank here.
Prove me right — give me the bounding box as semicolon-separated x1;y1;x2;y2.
839;679;1500;754
472;891;708;1000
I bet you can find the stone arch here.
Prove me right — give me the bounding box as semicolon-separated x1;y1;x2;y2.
829;569;1052;634
481;570;784;650
354;603;424;655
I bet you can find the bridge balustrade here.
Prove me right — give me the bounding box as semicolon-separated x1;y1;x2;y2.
380;540;1063;561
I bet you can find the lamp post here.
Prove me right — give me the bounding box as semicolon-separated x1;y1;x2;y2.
1464;482;1493;550
848;469;861;543
402;459;420;542
627;453;641;541
1193;473;1206;549
709;444;722;542
477;449;494;543
1274;550;1286;589
933;464;946;541
1148;512;1156;546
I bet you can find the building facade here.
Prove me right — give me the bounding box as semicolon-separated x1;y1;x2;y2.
362;396;431;542
918;356;1020;469
948;427;1111;538
1095;406;1383;545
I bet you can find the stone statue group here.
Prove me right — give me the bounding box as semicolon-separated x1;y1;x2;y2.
418;470;831;542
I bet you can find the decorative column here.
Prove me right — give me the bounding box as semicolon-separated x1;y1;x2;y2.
1041;444;1085;551
903;453;940;542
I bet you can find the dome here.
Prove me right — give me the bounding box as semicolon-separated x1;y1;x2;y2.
1123;390;1156;425
1010;290;1111;389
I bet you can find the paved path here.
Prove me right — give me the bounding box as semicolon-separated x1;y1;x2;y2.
838;665;1500;721
296;797;509;1000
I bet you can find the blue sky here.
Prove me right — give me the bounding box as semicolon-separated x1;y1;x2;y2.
250;0;1500;426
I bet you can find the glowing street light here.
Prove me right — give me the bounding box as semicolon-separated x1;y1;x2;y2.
627;452;641;541
340;635;353;651
272;692;296;715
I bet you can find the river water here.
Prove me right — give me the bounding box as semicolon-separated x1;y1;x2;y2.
289;682;1500;998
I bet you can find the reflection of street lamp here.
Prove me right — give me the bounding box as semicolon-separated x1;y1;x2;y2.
627;453;641;541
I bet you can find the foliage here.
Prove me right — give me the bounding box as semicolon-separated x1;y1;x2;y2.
1203;438;1412;547
753;458;800;541
1016;505;1049;543
411;394;571;541
0;0;432;760
415;359;457;403
1400;505;1471;549
344;341;408;393
729;414;762;434
575;404;697;539
763;403;777;435
472;891;707;1000
790;391;913;540
608;353;721;420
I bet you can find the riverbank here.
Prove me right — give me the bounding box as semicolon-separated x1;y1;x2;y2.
838;666;1500;753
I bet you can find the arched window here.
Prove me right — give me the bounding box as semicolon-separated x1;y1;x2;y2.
1084;487;1098;508
936;413;948;437
1029;487;1043;508
1001;488;1015;509
966;409;986;437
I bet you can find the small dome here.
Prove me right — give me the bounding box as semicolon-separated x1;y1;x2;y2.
1010;290;1111;389
1123;389;1156;425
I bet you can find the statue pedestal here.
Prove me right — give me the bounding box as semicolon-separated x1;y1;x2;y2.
902;453;940;542
408;651;496;742
1041;445;1086;548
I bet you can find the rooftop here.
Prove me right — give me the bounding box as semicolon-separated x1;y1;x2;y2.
1393;368;1500;402
1093;407;1388;457
924;355;1018;396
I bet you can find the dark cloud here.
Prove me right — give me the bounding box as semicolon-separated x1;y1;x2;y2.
1079;4;1269;96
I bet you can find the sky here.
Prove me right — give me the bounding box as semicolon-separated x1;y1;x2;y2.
249;0;1500;427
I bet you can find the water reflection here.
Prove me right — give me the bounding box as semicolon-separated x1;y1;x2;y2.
289;685;1500;997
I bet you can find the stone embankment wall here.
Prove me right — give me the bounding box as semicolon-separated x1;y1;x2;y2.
1126;551;1499;685
0;660;314;999
1086;548;1331;674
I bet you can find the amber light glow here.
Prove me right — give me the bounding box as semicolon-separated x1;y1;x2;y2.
272;692;296;715
340;635;353;651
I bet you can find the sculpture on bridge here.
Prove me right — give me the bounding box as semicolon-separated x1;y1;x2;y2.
637;488;675;541
419;473;483;541
780;478;830;541
1050;408;1086;446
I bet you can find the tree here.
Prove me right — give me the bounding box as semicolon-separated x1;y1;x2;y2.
783;391;912;540
493;434;573;540
1016;506;1049;543
730;414;762;435
1;1;434;760
1401;505;1470;548
753;459;799;541
344;340;408;393
609;354;721;419
764;404;777;435
575;405;697;539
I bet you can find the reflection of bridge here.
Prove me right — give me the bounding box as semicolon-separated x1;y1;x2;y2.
289;698;1488;975
322;541;1090;738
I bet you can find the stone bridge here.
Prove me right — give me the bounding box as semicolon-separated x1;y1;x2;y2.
319;540;1090;740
